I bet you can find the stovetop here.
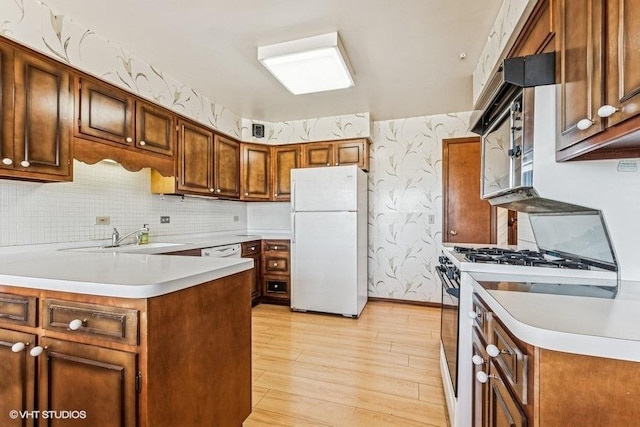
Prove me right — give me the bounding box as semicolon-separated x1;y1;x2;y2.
453;246;591;270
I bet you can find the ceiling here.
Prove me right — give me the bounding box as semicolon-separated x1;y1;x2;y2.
44;0;502;122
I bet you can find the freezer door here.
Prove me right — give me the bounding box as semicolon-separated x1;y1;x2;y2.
291;165;359;212
291;211;359;316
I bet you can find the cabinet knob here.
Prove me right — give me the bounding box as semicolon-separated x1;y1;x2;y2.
274;246;278;250
476;371;493;384
209;188;215;192
30;346;45;357
20;160;30;168
326;162;330;166
250;247;255;251
486;344;502;358
273;262;278;266
274;193;278;197
245;192;249;196
139;140;146;146
11;342;28;353
216;189;221;193
335;162;338;166
126;137;133;143
468;311;479;320
472;354;484;366
597;105;620;118
576;118;594;130
449;230;457;236
2;157;12;165
69;318;85;330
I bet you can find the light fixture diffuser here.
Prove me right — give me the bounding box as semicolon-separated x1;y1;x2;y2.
258;32;354;95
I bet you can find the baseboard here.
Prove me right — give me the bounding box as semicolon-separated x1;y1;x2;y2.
367;296;441;308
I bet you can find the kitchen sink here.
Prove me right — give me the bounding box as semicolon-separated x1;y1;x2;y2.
67;242;185;253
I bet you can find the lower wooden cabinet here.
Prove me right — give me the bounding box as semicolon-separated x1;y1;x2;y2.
242;240;262;304
261;240;290;303
0;328;36;427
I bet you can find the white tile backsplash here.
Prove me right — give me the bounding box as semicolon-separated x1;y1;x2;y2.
246;202;291;232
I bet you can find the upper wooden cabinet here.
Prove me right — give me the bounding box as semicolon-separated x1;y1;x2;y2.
510;0;555;57
241;143;271;200
214;134;241;198
556;0;640;160
272;145;301;201
301;138;370;171
0;45;72;182
135;101;175;156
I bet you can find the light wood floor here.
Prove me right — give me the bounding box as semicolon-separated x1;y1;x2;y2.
243;301;448;426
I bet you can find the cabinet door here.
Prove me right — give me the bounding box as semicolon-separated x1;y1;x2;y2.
0;42;14;171
38;337;137;427
335;139;369;170
241;143;270;200
248;253;261;300
213;134;240;198
77;77;135;146
135;101;175;156
472;330;489;427
0;328;36;427
302;143;334;168
13;50;71;178
556;0;605;150
487;361;527;427
605;1;640;127
272;145;300;201
177;119;213;194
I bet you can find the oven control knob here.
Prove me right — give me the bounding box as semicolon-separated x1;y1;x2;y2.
486;344;501;358
438;256;449;264
472;355;484;366
468;311;479;320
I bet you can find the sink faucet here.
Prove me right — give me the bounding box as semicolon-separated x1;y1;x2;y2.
110;226;150;247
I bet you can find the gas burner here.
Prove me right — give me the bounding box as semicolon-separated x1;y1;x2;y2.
467;254;498;263
456;246;592;270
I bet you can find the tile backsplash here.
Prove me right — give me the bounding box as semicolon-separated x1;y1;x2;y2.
0;160;247;247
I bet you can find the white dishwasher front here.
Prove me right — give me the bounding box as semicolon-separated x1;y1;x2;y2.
201;243;241;258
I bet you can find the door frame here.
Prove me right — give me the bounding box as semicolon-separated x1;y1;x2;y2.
442;137;497;244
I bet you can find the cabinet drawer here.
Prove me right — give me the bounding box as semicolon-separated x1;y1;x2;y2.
263;276;289;299
472;293;492;340
241;241;261;256
263;241;289;252
42;299;138;346
492;320;528;405
0;293;37;327
264;257;288;273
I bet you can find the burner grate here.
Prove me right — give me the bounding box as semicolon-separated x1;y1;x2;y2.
456;246;591;270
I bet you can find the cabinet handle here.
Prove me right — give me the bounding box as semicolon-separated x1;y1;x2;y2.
468;311;479;320
326;162;330;166
216;189;221;193
30;346;45;357
2;158;12;165
449;230;457;236
472;354;484;366
11;342;28;353
486;344;503;358
139;140;146;146
475;371;498;384
597;105;620;118
335;162;338;166
245;192;249;196
250;247;255;251
69;318;85;330
126;137;133;143
209;188;215;193
20;160;30;168
274;246;278;250
273;262;278;266
576;118;594;130
274;193;278;197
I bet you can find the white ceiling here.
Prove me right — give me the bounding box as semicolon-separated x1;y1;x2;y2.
44;0;502;122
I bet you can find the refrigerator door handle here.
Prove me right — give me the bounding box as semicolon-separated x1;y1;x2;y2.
292;214;296;244
291;181;296;212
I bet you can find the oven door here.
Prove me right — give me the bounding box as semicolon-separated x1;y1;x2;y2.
437;266;460;396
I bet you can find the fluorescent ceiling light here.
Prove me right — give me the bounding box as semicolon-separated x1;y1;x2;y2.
258;32;355;95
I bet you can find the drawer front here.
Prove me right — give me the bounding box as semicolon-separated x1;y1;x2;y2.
472;293;492;340
492;320;528;405
263;241;289;252
264;257;288;273
263;276;289;299
241;241;261;256
0;293;37;327
42;299;138;346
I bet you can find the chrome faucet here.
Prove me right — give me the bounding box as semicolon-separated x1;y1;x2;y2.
109;226;149;247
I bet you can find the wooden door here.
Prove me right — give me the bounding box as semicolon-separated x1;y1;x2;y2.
241;143;270;200
177;119;213;194
13;50;71;178
605;1;640;127
135;101;174;156
76;77;135;146
213;134;240;198
443;137;495;244
556;0;605;150
302;143;333;168
38;337;137;427
335;139;369;170
0;41;14;171
0;328;36;427
487;362;527;427
272;145;300;201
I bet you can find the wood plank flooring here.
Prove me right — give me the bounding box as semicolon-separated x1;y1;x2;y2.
243;301;448;426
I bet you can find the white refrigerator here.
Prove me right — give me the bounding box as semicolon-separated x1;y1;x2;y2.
290;165;368;318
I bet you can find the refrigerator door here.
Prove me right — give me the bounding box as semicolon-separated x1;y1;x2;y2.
291;211;359;316
291;165;359;212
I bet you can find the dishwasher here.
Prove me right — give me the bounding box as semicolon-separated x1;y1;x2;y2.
201;243;241;258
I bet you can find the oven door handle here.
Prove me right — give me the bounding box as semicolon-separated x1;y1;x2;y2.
436;266;459;298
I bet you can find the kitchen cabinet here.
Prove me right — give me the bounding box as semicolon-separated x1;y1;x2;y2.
0;328;36;427
0;40;72;182
272;144;301;201
301;138;370;171
213;134;241;198
261;240;290;303
555;0;640;160
242;240;262;303
241;143;271;200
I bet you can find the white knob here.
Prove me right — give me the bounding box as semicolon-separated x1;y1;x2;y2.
2;158;12;165
450;230;458;235
476;371;489;383
209;188;215;192
250;247;255;250
274;193;278;197
274;262;278;266
486;344;501;358
11;342;26;352
577;119;594;130
472;354;484;366
139;140;146;146
326;163;330;166
20;160;30;167
126;137;133;143
597;105;619;118
245;192;249;196
468;311;478;319
69;319;84;330
335;162;338;166
216;189;221;193
274;246;278;250
30;346;44;357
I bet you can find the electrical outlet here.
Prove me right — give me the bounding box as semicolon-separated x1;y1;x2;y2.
233;216;239;222
160;216;170;224
95;216;110;225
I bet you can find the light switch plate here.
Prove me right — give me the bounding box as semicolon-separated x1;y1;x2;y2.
95;216;110;225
